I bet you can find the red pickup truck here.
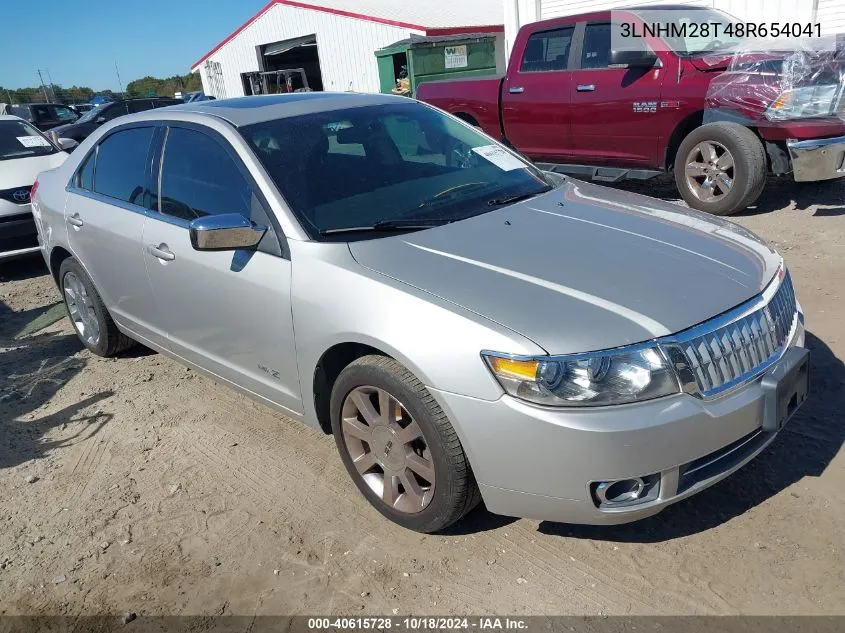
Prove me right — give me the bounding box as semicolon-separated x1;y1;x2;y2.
417;6;845;215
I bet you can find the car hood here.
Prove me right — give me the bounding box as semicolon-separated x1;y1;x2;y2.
349;179;781;354
0;152;67;189
50;122;80;136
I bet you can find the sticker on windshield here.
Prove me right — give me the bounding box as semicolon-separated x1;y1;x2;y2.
17;136;51;148
472;145;526;171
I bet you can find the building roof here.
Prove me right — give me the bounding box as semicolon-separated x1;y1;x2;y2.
192;0;504;70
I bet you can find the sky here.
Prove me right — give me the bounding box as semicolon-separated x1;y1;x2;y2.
0;0;265;91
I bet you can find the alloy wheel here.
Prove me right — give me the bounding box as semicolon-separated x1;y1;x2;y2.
63;271;101;347
340;386;435;514
684;141;735;202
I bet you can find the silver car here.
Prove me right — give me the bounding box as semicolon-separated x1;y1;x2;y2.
32;93;809;532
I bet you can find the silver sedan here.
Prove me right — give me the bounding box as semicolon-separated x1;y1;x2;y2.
32;93;809;532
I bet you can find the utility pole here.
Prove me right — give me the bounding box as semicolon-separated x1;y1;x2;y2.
37;70;50;102
114;61;124;95
45;69;58;102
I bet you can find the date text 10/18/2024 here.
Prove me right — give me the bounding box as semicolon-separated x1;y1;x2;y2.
308;618;529;630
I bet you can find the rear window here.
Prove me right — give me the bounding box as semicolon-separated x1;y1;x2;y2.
0;119;58;161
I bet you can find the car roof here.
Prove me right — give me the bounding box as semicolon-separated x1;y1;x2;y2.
0;114;27;121
161;92;405;127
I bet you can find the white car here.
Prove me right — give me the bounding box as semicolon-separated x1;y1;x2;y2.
0;115;76;259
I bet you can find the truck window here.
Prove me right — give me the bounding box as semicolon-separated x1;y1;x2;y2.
520;27;574;73
582;23;652;69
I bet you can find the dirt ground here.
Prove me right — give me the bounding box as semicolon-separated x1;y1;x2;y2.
1;176;843;617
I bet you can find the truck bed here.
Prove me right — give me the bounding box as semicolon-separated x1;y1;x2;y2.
416;75;505;140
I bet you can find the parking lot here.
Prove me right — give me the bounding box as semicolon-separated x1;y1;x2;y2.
0;176;843;617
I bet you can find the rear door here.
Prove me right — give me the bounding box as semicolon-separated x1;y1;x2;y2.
64;124;165;343
141;124;301;413
501;25;575;161
568;22;667;167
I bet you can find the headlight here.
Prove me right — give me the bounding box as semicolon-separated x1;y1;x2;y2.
482;346;680;407
765;84;840;120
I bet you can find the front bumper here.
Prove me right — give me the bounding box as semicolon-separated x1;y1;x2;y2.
787;135;845;182
0;203;39;259
434;324;807;526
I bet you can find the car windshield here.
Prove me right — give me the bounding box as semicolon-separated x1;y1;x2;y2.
635;8;744;56
75;104;106;123
241;102;552;239
0;119;59;161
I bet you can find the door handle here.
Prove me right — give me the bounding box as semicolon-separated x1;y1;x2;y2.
67;213;84;227
576;84;596;92
148;243;175;262
509;86;525;94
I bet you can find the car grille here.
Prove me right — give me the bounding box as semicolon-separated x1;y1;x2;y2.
665;271;797;397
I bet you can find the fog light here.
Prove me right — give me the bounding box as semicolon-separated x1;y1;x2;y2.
591;474;659;508
596;478;644;504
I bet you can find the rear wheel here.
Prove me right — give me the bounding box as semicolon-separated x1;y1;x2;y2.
674;122;766;216
330;355;480;532
59;258;135;357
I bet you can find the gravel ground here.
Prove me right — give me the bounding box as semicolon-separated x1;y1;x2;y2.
0;176;843;617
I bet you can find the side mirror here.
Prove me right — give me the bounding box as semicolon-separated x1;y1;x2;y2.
189;213;266;251
95;116;107;124
609;49;659;69
58;137;79;151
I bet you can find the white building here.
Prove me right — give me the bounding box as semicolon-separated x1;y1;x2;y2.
505;0;845;56
192;0;505;99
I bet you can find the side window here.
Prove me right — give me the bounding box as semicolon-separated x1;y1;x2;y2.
159;127;252;222
128;100;154;114
325;121;365;157
100;103;129;122
93;127;155;205
31;105;53;122
53;106;78;122
520;27;574;72
10;105;33;121
382;114;445;166
582;23;652;69
76;150;96;190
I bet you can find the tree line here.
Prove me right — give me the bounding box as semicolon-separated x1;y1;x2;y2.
1;73;204;104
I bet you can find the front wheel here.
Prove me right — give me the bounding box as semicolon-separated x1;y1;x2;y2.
674;122;767;216
330;355;480;532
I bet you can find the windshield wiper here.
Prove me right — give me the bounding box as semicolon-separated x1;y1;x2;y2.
320;218;452;236
486;187;551;207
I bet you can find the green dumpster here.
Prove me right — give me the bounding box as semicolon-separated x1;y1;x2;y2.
375;33;498;98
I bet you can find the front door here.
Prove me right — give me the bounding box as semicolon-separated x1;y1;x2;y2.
568;22;667;167
141;124;301;414
501;25;575;161
64;124;165;344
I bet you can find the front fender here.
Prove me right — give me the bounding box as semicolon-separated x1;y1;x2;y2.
289;240;545;430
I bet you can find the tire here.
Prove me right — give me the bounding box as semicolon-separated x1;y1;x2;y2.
674;122;767;216
59;258;135;357
330;355;480;533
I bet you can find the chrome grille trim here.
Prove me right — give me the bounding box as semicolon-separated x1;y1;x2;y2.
660;270;798;398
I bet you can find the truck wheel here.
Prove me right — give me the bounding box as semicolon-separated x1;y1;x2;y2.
330;355;481;533
674;123;766;216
